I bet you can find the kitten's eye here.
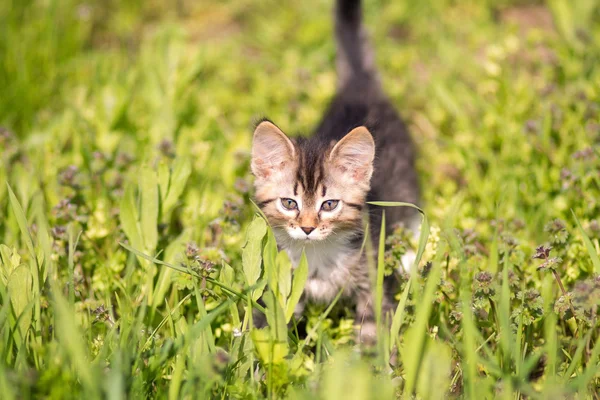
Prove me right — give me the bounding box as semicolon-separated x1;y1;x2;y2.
281;198;298;210
320;200;339;212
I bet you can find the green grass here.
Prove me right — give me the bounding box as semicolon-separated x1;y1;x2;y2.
1;0;600;398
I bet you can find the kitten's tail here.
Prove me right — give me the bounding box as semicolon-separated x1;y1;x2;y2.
335;0;379;89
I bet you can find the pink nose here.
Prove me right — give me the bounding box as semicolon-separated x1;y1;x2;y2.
301;227;315;235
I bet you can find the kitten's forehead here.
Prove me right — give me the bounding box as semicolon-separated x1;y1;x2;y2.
293;137;331;197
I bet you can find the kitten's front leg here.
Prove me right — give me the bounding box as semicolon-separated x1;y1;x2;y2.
355;280;397;345
355;289;377;345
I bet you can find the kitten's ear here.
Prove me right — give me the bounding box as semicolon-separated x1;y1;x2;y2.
329;126;375;183
251;121;295;179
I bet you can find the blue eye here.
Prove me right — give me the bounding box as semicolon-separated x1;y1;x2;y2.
281;198;298;210
321;200;339;211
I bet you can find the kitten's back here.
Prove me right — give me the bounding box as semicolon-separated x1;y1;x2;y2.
315;0;420;237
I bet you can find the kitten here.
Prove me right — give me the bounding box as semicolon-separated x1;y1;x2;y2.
250;0;420;341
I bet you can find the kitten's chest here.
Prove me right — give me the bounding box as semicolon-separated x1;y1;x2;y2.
286;241;350;276
281;235;363;302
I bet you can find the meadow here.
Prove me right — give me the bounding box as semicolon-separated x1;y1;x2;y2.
1;0;599;398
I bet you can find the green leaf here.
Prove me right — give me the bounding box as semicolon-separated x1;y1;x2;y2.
251;328;288;365
157;161;170;205
8;264;33;338
252;292;289;365
6;184;36;264
263;227;278;278
572;210;600;274
192;286;216;354
242;216;267;287
6;183;41;347
263;290;287;343
0;245;21;286
285;250;308;322
140;165;158;252
119;183;143;250
31;193;51;285
151;232;187;310
389;278;412;352
275;250;292;305
220;262;235;288
162;156;192;216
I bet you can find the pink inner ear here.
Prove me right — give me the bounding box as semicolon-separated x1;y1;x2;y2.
329;126;375;183
351;167;369;181
253;159;271;178
251;121;295;179
332;157;372;184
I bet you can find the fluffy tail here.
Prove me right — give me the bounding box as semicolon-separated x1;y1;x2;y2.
335;0;378;89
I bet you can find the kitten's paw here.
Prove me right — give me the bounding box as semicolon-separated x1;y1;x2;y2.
356;321;377;346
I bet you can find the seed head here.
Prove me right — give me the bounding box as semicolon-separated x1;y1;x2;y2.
532;245;552;260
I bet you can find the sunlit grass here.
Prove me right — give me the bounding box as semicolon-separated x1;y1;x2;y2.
1;0;599;398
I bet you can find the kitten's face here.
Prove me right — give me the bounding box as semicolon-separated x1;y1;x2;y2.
251;121;375;243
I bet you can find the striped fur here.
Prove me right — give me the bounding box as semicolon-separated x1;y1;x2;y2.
250;0;420;344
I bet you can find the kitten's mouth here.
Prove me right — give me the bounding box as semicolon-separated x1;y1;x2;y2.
296;233;330;242
293;235;314;241
284;228;327;242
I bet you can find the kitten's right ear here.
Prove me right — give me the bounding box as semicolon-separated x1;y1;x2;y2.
329;126;375;184
251;121;295;179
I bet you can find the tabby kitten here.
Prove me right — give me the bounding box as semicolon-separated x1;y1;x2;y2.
251;0;420;341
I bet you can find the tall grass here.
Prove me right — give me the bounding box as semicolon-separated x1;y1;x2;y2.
1;0;600;398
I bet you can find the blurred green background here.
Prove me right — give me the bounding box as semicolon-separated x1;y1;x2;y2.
1;0;600;398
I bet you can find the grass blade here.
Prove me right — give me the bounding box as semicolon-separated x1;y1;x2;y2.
571;210;600;274
119;242;267;313
375;211;385;329
6;184;36;263
389;278;412;353
402;247;443;396
119;183;143;251
140;165;159;252
6;183;41;348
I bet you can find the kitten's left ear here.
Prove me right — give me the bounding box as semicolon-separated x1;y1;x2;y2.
251;121;296;179
329;126;375;183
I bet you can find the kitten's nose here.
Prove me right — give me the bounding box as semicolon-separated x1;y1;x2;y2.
301;226;315;235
